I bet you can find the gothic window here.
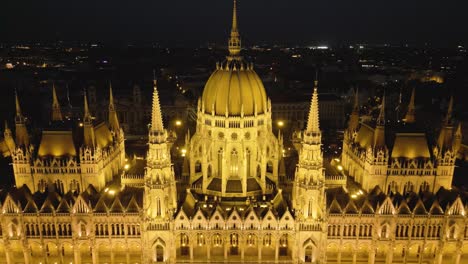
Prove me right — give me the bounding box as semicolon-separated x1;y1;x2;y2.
247;234;255;245
38;179;47;193
70;180;80;193
180;234;189;246
263;233;272;246
381;225;388;238
55;179;64;193
213;234;222;246
403;182;414;194
230;149;239;177
256;165;261;178
448;225;456;239
279;235;288;247
156;198;162;216
197;233;205;246
230;233;238;246
387;181;398;194
195;161;202;173
420;182;430;192
266;161;273;173
79;223;87;237
207;165;212;178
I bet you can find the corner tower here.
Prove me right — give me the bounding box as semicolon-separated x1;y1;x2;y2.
292;80;327;263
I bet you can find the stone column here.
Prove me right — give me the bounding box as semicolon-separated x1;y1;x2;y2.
258;245;262;261
454;249;462;264
337;250;342;264
92;246;99;264
4;247;12;264
23;247;31;264
110;245;115;264
241;244;245;261
275;243;279;263
224;241;228;260
126;245;130;264
386;246;394;264
435;249;443;264
73;245;81;264
368;247;375;264
352;250;357;264
207;243;211;261
189;243;194;262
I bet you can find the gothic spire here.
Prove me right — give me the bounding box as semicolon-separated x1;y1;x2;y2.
151;77;164;132
228;0;241;56
108;82;120;132
51;84;63;121
83;92;95;148
15;91;24;123
377;94;386;126
14;92;29;147
404;88;416;123
83;92;92;124
444;95;453;126
374;94;386;148
348;87;360;132
306;80;320;133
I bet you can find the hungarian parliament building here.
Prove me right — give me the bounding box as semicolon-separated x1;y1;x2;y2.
0;1;467;263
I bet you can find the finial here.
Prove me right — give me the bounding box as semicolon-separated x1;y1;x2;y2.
232;0;238;31
404;88;416;123
228;0;241;56
455;123;462;137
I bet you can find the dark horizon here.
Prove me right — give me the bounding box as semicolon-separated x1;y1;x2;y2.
1;0;468;46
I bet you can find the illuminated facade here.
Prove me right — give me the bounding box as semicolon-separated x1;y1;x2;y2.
0;1;467;264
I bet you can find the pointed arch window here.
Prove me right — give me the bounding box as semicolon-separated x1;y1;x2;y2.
230;149;239;177
217;148;223;177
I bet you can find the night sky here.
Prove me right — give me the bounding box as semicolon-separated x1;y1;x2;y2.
1;0;468;45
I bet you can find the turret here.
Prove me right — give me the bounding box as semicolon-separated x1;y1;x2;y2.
3;121;15;154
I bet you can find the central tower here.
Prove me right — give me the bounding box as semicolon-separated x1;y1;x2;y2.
187;0;281;198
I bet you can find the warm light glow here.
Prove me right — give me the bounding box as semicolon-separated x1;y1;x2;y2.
79;122;83;127
337;165;343;171
277;121;284;127
124;164;130;170
108;190;116;195
175;120;182;126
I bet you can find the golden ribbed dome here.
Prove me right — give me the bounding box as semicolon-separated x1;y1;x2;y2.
202;60;268;116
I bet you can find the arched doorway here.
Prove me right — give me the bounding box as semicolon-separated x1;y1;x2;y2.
155;245;164;262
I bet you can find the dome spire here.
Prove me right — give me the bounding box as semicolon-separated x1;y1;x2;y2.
228;0;241;56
